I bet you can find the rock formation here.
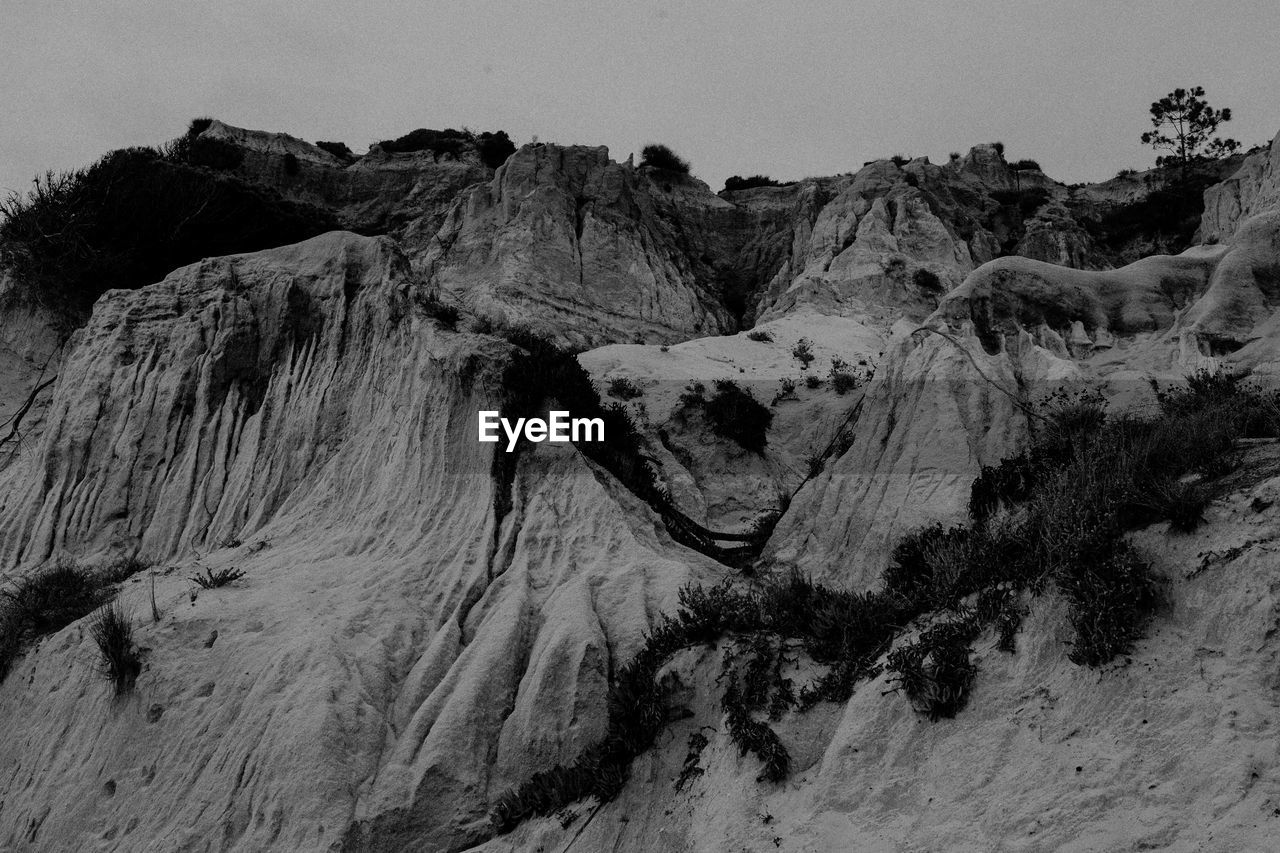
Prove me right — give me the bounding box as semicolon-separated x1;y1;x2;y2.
2;120;1280;853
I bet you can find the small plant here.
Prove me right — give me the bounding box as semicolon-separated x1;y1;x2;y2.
747;329;774;343
828;358;858;395
772;377;798;405
804;374;823;390
659;345;670;353
1008;158;1042;171
639;144;691;175
804;452;825;478
890;154;912;167
190;567;245;590
791;339;815;370
703;380;773;453
949;151;962;161
607;377;644;401
90;604;142;696
993;141;1005;156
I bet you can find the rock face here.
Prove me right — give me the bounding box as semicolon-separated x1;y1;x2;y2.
202;120;492;236
1201;130;1280;244
480;473;1280;851
0;232;720;851
417;144;741;347
3;123;1280;853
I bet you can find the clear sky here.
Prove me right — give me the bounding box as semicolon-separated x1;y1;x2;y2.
2;0;1278;197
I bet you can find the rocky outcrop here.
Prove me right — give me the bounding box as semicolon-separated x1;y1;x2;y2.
5;120;1280;853
0;232;724;851
201;120;492;235
580;310;884;530
479;467;1280;851
417;144;739;347
1201;130;1280;244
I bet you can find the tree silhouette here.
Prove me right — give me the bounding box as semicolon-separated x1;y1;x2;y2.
1140;86;1240;181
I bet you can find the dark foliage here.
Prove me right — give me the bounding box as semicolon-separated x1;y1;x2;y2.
746;329;774;343
0;559;113;682
1087;169;1219;254
991;186;1051;220
701;380;773;453
315;140;357;162
828;357;859;395
607;377;644;401
191;567;246;589
639;144;691;175
477;131;517;169
90;603;142;696
1008;159;1042;171
792;338;815;369
913;267;944;293
378;127;471;156
0;144;338;314
723;175;789;192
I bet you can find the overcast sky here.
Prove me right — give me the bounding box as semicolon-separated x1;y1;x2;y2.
3;0;1278;197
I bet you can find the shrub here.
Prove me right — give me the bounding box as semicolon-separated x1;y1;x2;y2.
607;377;644;400
315;140;356;162
772;377;798;405
1008;158;1042;171
746;329;774;343
791;338;815;369
639;144;691;175
949;151;962;161
886;617;979;720
703;380;773;452
804;374;823;390
828;357;858;395
913;267;944;293
890;154;912;167
0;145;337;314
1091;169;1218;253
6;559;108;635
190;567;245;589
991;187;1051;220
477;131;517;169
723;175;788;192
90;604;142;696
378;127;470;157
1;558;114;683
993;141;1005;156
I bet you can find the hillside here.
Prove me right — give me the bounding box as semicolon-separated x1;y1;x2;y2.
1;123;1279;852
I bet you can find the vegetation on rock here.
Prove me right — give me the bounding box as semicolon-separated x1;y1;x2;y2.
491;370;1280;833
0;126;337;314
639;144;691;175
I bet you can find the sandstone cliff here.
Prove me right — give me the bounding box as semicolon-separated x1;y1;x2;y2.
2;121;1280;853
